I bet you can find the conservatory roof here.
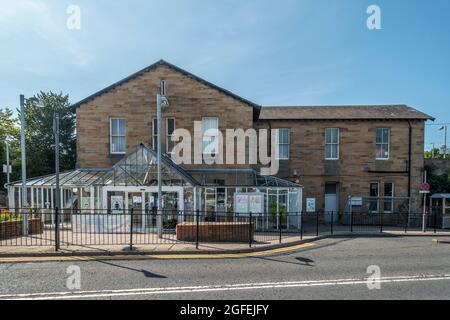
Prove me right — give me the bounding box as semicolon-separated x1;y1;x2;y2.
5;169;108;188
6;145;302;189
188;169;302;188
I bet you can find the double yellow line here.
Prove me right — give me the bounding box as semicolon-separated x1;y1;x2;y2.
0;243;314;264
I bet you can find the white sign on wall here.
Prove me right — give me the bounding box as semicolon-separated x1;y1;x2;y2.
234;193;264;215
249;194;264;214
306;198;316;213
234;194;249;214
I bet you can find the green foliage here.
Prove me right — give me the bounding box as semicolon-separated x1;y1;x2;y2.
425;148;447;159
0;210;22;222
0;92;76;191
22;91;76;179
0;108;21;189
424;164;450;194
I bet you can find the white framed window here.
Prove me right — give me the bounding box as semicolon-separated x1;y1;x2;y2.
383;182;394;213
202;117;219;155
110;118;126;154
369;182;380;213
376;128;390;160
152;118;158;150
276;128;291;160
166;118;175;154
325;128;339;160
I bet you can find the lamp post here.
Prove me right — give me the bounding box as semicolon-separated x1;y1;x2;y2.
440;126;448;159
156;94;169;238
19;94;41;235
53;113;60;250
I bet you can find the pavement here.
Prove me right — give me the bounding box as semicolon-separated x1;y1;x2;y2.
0;236;449;300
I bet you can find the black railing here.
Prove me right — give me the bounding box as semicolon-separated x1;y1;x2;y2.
0;208;447;249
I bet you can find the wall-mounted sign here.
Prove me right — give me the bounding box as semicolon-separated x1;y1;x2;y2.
234;194;248;214
249;194;264;214
306;198;316;213
234;193;264;215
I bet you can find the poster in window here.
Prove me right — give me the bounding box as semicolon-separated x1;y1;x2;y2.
249;194;263;214
111;196;124;214
234;194;249;214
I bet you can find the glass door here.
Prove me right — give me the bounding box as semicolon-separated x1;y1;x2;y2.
128;192;143;230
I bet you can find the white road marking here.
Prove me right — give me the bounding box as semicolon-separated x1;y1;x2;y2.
2;274;450;300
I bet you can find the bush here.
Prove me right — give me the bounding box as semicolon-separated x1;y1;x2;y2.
0;210;22;222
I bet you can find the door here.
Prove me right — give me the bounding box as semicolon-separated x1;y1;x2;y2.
128;192;144;230
325;183;339;222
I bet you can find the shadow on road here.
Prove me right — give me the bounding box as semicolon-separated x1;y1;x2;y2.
95;260;167;278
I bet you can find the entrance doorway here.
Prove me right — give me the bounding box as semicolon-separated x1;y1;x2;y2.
103;186;184;232
325;182;339;222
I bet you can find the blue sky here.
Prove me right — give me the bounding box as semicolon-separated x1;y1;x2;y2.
0;0;449;149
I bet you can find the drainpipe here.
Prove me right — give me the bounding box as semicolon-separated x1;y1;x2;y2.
407;120;412;199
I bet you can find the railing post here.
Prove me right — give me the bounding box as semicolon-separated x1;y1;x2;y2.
300;212;303;240
130;208;134;251
279;213;282;244
330;211;334;235
350;210;354;233
55;207;60;251
249;211;253;248
316;211;319;237
405;213;408;233
434;211;437;234
196;209;200;249
380;212;383;233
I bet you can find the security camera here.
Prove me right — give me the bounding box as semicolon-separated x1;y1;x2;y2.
160;96;170;108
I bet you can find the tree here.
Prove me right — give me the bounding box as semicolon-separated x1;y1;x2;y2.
21;91;76;179
425;148;446;159
424;164;450;194
0;108;21;190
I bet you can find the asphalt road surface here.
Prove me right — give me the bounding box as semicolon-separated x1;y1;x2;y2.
0;236;449;300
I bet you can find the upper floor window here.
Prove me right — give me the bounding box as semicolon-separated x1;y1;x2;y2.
376;128;390;160
166;118;175;154
276;128;291;160
325;128;339;160
110;118;126;154
202;117;219;155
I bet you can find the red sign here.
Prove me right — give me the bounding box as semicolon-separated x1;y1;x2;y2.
420;183;430;192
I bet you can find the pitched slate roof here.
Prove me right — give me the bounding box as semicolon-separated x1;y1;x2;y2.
71;59;261;113
259;105;434;121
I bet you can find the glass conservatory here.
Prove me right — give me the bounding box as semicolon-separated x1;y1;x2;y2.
6;144;303;228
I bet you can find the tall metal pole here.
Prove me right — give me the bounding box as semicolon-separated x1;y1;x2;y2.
5;140;10;184
444;126;448;159
422;170;427;232
54;113;60;250
20;94;28;235
157;94;163;238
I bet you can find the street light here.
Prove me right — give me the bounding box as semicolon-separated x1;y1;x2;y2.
439;126;447;159
157;94;169;238
19;94;43;235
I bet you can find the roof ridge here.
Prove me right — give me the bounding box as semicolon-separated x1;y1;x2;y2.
71;59;261;111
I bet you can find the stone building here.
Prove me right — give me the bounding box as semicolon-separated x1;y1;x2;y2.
6;60;433;220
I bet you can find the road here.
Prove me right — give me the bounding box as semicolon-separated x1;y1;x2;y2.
0;236;449;300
